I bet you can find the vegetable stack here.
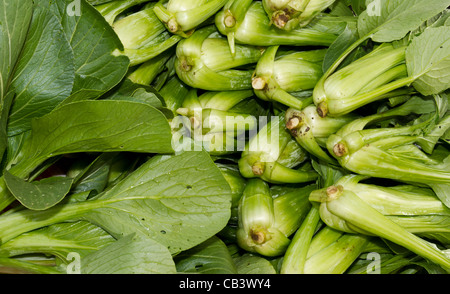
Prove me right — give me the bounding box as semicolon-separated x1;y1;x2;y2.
0;0;449;275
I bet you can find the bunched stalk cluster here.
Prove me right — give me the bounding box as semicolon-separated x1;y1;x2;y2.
0;0;449;275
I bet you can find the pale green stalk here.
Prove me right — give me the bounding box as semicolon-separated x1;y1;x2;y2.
280;205;321;273
95;0;150;25
216;2;337;47
309;185;450;271
112;4;182;66
285;105;357;163
239;116;318;184
153;0;228;37
215;0;254;54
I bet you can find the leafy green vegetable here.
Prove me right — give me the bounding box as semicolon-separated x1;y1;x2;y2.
175;236;237;274
0;0;34;159
0;0;449;275
0;221;115;260
0;151;232;255
81;234;176;274
4;171;74;210
40;0;130;102
6;3;75;137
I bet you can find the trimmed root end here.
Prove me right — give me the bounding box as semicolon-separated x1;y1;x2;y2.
167;18;179;33
333;142;347;157
326;185;343;201
252;77;266;90
286;116;301;130
272;11;289;29
317;102;328;118
180;57;192;72
250;229;266;244
224;14;236;28
252;162;265;176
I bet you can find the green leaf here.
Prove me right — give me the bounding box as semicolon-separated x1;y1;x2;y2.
357;0;450;42
406;26;450;96
7;3;75;136
85;151;232;254
11;100;173;178
0;0;33;102
322;23;359;73
81;234;176;274
70;153;118;195
38;0;130;102
0;221;115;259
0;152;232;254
232;253;277;274
175;236;237;274
3;171;74;210
0;0;34;159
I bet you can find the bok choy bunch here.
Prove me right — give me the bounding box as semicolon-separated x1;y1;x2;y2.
215;1;338;50
252;46;326;109
153;0;228;37
104;2;182;66
236;178;314;256
326;95;450;207
1;0;450;275
173;89;264;155
238;115;318;184
175;25;263;91
309;175;450;271
313;20;450;117
262;0;337;30
285;105;357;163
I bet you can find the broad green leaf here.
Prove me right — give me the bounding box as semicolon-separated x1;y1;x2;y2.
0;152;232;253
7;3;75;137
0;0;34;159
232;253;277;274
406;26;450;96
0;221;115;259
81;234;176;274
0;0;33;101
37;0;130;102
175;236;237;274
357;0;450;42
10;100;173;178
4;171;74;210
85;151;232;254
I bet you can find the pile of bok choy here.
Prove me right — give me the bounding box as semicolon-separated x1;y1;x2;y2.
0;0;449;275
